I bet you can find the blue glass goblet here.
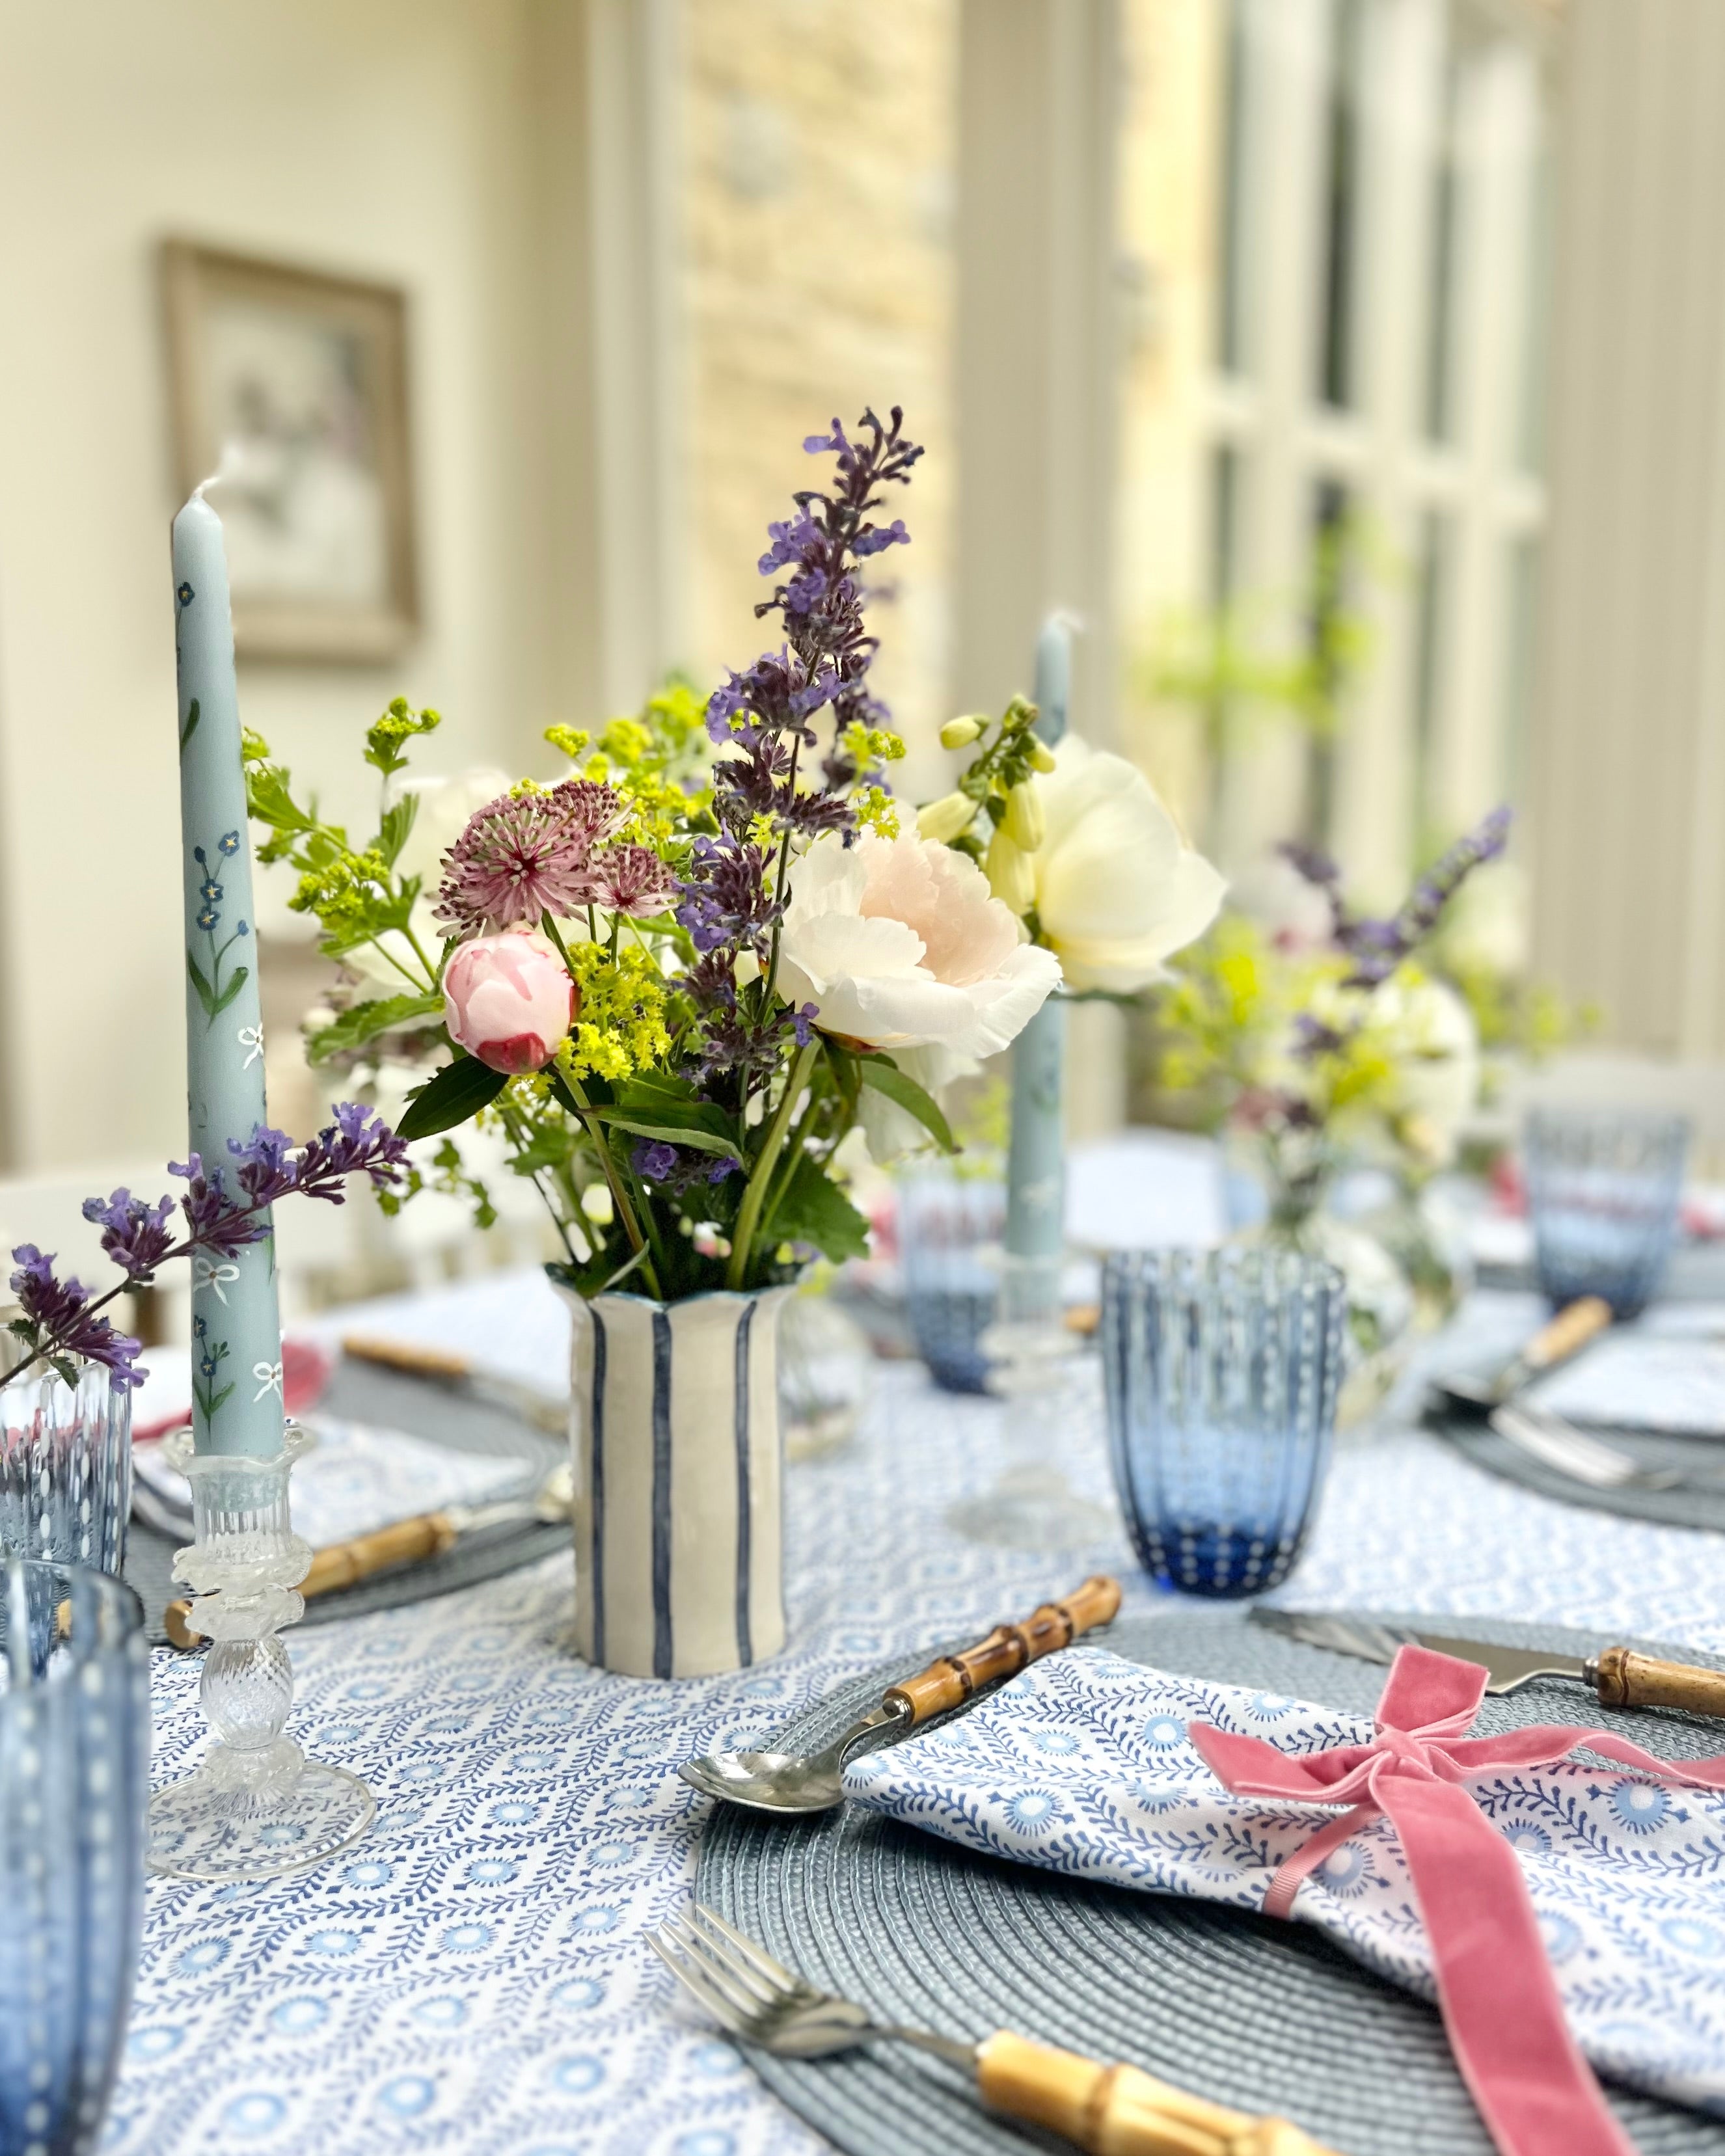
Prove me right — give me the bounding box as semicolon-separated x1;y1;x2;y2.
1525;1107;1690;1319
1102;1248;1345;1598
0;1557;150;2156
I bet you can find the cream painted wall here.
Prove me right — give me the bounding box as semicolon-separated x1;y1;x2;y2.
0;0;558;1171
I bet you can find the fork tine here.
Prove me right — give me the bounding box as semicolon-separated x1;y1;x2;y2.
675;1917;787;2014
690;1902;806;1993
647;1928;761;2037
665;1920;781;2023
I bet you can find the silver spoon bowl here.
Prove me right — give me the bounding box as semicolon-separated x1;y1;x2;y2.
679;1699;910;1814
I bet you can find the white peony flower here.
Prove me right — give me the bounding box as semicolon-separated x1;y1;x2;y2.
348;768;513;989
777;829;1061;1060
1032;736;1226;991
1375;973;1481;1166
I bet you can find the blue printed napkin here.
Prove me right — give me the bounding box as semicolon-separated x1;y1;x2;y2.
843;1645;1725;2112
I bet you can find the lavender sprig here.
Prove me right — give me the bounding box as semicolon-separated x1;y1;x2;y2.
1283;805;1512;993
5;1108;408;1394
675;407;923;1103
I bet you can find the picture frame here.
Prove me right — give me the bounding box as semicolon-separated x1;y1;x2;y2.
161;239;418;663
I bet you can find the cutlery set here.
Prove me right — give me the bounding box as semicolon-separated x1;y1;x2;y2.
672;1564;1725;2156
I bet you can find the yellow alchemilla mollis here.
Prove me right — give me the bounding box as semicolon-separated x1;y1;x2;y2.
851;785;901;838
552;943;673;1084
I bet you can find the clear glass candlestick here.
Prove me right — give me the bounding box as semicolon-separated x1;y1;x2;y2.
947;1251;1115;1550
145;1422;374;1881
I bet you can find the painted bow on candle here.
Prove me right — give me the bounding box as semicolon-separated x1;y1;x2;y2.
1191;1645;1725;2156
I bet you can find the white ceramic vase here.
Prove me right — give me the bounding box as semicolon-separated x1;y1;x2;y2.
555;1283;792;1679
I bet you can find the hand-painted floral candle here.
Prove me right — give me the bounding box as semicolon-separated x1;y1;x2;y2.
1004;615;1072;1268
173;488;284;1458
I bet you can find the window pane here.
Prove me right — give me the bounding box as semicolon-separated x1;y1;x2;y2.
1424;44;1461;442
1501;537;1540;805
1216;0;1251;373
1316;0;1367;409
1304;478;1352;843
1411;509;1450;848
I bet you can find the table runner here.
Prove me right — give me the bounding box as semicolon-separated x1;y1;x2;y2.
108;1273;1725;2156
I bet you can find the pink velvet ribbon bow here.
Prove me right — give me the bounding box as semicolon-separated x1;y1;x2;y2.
1190;1643;1725;2156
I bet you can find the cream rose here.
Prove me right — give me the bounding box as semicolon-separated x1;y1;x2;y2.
777;829;1061;1059
1032;736;1226;991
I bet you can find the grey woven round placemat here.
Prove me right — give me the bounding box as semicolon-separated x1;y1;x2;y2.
124;1358;567;1645
1434;1408;1725;1533
698;1608;1725;2155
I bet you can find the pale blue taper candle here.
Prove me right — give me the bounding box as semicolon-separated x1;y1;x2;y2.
173;489;285;1458
1004;615;1072;1265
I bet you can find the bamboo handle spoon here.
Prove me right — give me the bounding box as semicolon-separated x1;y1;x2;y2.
679;1574;1122;1813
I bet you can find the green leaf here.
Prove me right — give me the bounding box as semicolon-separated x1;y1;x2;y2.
179;697;201;755
396;1053;508;1141
858;1055;957;1152
245;762;323;837
375;794;420;868
763;1154;870;1264
601;1118;741;1161
185;949;217;1019
210;965;250;1018
306;993;443;1064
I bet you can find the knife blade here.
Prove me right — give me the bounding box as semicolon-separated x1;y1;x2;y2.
340;1332;568;1437
1251;1606;1725;1718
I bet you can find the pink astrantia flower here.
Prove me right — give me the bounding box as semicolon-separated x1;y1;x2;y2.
590;843;679;919
433;784;627;935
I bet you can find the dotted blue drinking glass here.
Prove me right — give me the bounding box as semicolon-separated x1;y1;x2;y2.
0;1557;150;2156
897;1163;1006;1394
1525;1107;1690;1319
1101;1249;1346;1598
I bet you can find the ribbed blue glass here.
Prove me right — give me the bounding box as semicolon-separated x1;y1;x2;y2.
1526;1108;1690;1319
1102;1249;1346;1598
0;1558;150;2155
897;1165;1006;1395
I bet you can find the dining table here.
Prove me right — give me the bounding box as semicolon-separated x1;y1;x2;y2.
105;1266;1725;2156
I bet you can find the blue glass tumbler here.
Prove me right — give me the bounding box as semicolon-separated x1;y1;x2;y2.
0;1557;150;2155
1102;1249;1346;1598
897;1163;1006;1394
1525;1107;1690;1319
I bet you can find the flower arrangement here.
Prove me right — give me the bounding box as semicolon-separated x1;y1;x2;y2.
242;412;1047;1302
248;407;1225;1310
4;1108;407;1392
1152;810;1511;1230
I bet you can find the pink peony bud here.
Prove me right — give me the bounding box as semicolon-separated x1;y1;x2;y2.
442;930;574;1075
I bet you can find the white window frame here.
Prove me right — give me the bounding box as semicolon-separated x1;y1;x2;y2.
1202;0;1550;898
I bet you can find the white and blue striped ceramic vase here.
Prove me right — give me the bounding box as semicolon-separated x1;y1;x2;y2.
556;1284;793;1678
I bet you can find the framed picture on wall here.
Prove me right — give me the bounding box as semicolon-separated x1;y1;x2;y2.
161;239;418;662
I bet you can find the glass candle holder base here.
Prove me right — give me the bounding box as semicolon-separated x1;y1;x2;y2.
947;1254;1115;1552
144;1423;375;1882
946;1462;1115;1550
147;1748;374;1882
